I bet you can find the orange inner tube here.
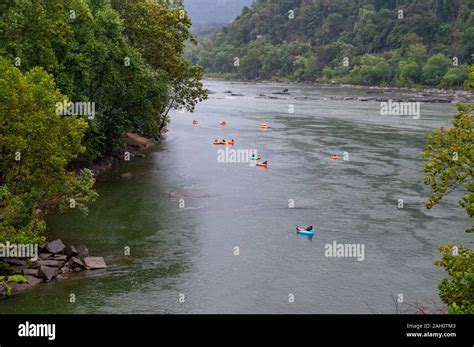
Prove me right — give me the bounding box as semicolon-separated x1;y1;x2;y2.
256;163;268;167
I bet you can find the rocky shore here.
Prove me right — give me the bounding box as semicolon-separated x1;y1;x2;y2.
0;239;106;299
90;131;160;176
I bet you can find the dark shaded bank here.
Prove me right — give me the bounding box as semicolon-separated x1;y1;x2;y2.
0;132;164;299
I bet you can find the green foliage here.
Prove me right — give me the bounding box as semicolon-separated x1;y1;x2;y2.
422;101;473;233
0;274;27;297
0;0;205;243
422;53;452;86
434;244;474;314
0;57;97;243
186;0;473;88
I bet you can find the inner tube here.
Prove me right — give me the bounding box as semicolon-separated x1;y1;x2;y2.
330;155;340;160
250;156;262;161
213;141;235;145
297;229;315;236
256;163;268;167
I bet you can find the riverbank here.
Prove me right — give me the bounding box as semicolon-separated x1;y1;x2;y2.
205;77;474;103
0;239;106;299
0;132;162;300
89;131;164;176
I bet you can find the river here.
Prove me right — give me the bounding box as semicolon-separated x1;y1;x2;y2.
0;80;471;314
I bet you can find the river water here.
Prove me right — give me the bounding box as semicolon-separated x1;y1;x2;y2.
1;80;471;314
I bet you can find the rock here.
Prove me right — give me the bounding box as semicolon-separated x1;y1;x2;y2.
39;253;53;260
121;172;132;179
60;266;71;274
44;239;66;254
4;258;27;266
76;245;89;260
71;257;84;268
223;90;232;94
38;266;58;282
53;255;68;261
23;269;39;277
10;276;42;296
126;132;154;150
8;266;25;275
231;93;244;96
64;245;78;258
83;257;107;270
56;274;66;281
73;267;82;273
37;260;64;267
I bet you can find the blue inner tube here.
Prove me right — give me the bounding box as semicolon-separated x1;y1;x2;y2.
297;229;315;236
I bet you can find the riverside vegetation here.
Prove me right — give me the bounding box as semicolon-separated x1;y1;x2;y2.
0;0;206;245
186;0;473;88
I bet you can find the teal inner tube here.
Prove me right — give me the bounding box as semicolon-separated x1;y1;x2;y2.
297;229;315;236
250;156;260;160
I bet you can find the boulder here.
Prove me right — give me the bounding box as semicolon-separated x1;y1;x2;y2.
71;257;84;268
39;253;53;260
83;257;107;270
44;239;66;254
38;266;58;281
37;260;64;267
64;245;78;258
4;258;27;266
76;245;89;260
8;266;25;275
23;269;39;277
53;255;68;261
10;276;42;295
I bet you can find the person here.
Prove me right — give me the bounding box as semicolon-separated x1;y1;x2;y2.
221;121;226;126
306;226;313;231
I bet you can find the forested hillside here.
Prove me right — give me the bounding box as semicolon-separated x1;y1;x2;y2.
186;0;474;87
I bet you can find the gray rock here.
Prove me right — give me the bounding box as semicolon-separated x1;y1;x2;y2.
44;239;66;254
53;255;68;261
83;257;107;270
4;258;27;266
76;245;89;260
39;253;53;260
37;260;64;267
71;257;84;268
23;269;39;276
60;266;71;274
64;245;78;257
38;266;58;281
10;276;42;295
8;266;25;274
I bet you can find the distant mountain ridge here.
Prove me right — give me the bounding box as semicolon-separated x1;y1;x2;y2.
184;0;254;25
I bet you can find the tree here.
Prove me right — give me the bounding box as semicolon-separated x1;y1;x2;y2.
0;57;97;243
434;244;474;314
422;53;451;85
422;98;473;233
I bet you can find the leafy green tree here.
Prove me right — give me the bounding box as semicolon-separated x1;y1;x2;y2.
442;65;470;87
0;57;97;243
434;244;474;314
422;53;452;85
422;99;473;233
